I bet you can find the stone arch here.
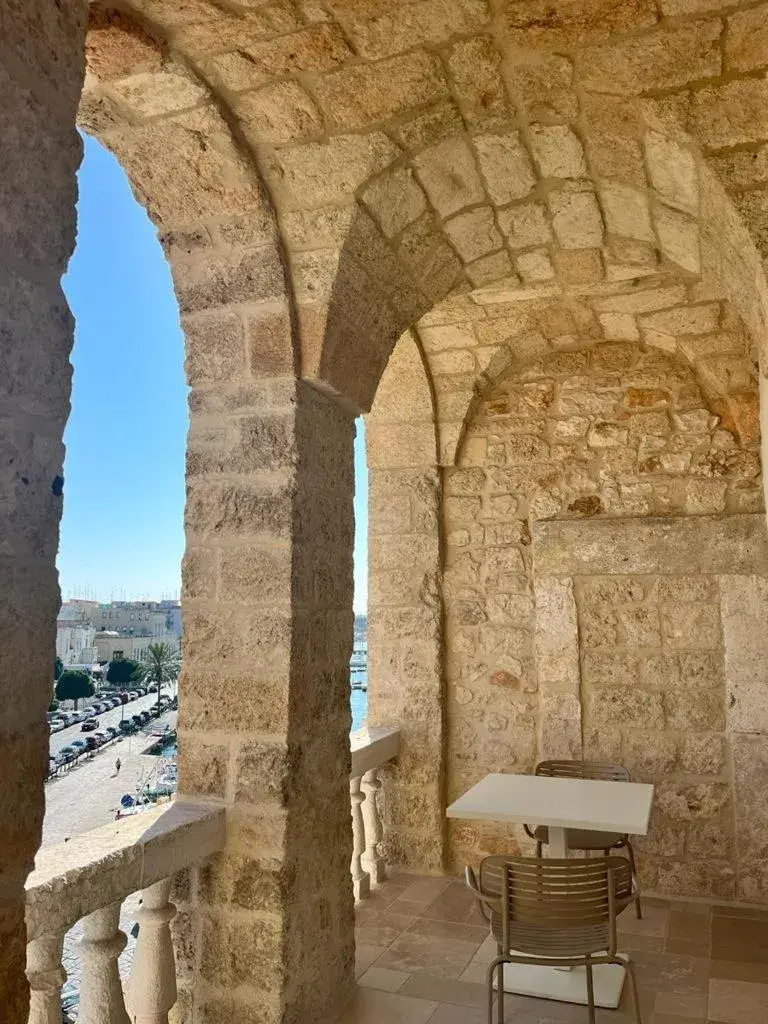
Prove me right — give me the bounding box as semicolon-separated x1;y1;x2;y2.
443;329;766;895
364;330;444;870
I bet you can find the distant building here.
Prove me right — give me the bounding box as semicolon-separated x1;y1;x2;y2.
95;631;179;664
159;599;182;639
56;620;97;666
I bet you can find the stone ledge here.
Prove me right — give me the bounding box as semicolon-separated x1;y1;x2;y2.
533;513;768;577
26;800;225;940
350;725;400;778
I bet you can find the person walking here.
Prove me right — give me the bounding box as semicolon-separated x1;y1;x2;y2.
115;757;121;774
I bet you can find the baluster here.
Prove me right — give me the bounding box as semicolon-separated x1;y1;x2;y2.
350;775;370;901
78;902;130;1024
126;878;177;1024
361;768;386;886
27;933;66;1024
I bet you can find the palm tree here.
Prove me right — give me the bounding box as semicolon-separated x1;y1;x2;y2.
140;642;180;712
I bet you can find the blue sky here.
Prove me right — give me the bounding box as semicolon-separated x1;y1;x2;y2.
60;134;368;611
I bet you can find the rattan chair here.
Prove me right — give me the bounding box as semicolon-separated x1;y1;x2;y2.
523;759;642;919
466;854;642;1024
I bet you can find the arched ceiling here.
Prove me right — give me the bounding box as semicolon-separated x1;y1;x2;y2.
81;0;768;418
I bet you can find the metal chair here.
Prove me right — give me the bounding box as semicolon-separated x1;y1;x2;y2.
466;854;642;1024
524;759;642;919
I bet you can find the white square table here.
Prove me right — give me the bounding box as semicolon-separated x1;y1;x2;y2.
447;772;654;1009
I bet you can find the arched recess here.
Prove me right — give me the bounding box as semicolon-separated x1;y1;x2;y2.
79;9;361;1024
365;329;444;870
442;310;768;899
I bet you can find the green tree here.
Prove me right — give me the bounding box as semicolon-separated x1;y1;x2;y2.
54;656;63;680
55;670;95;710
106;657;142;688
140;642;180;710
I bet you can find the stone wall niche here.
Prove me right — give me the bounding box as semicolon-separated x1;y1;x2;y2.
533;514;768;902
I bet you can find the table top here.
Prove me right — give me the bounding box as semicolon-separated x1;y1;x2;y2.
446;773;654;836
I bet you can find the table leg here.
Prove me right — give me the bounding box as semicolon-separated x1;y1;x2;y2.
548;826;568;859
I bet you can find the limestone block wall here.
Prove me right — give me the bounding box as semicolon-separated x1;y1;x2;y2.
0;2;87;1018
445;335;766;892
535;515;768;902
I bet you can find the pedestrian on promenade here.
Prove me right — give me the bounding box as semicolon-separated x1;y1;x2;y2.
115;758;121;774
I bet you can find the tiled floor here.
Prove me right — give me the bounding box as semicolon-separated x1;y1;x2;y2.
345;873;768;1024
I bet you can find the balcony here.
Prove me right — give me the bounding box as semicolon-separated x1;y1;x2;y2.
25;727;400;1023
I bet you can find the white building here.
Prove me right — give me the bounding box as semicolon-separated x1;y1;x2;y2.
56;621;97;666
95;631;180;664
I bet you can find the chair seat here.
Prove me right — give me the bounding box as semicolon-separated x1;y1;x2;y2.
532;825;624;850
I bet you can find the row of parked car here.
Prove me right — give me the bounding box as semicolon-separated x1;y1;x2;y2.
47;693;177;778
48;685;160;733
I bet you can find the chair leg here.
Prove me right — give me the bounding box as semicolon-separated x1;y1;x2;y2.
626;841;642;919
536;841;543;858
621;957;642;1024
487;957;505;1024
585;956;596;1024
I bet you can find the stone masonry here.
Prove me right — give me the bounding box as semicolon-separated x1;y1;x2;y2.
6;2;768;1023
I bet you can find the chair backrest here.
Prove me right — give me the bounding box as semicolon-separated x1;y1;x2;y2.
476;855;632;958
535;759;631;783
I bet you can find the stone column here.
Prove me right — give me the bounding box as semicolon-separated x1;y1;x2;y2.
0;4;86;1020
177;379;355;1023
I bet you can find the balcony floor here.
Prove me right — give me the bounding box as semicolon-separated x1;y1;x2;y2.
345;873;768;1024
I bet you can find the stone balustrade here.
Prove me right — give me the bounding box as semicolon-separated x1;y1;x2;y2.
24;801;225;1024
349;725;401;901
23;728;399;1020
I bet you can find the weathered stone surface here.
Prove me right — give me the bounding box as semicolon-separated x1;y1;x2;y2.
530;124;586;179
474;131;537;205
549;189;604;249
413;136;485;216
315;50;447;129
444;207;502;262
534;577;579;690
276;132;399;206
579;19;722;94
533;515;768;576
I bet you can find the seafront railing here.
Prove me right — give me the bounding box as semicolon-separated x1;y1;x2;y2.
25;727;400;1019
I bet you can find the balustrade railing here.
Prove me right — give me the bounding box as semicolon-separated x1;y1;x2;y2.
349;725;400;901
25;801;225;1024
24;726;400;1020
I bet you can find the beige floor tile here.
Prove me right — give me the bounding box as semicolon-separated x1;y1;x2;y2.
652;1015;706;1024
358;966;411;992
399;973;487;1007
396;877;453;906
617;901;669;938
339;987;438;1024
429;1004;487;1024
709;958;768;984
376;943;477;981
655;989;708;1018
356;910;417;947
356;944;387;979
708;977;768;1024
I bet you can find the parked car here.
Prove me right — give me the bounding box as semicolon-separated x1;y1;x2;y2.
148;684;158;692
119;720;134;733
58;746;77;762
81;719;99;732
71;739;87;750
106;726;119;739
93;731;108;745
85;735;99;750
119;692;130;704
128;691;138;700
